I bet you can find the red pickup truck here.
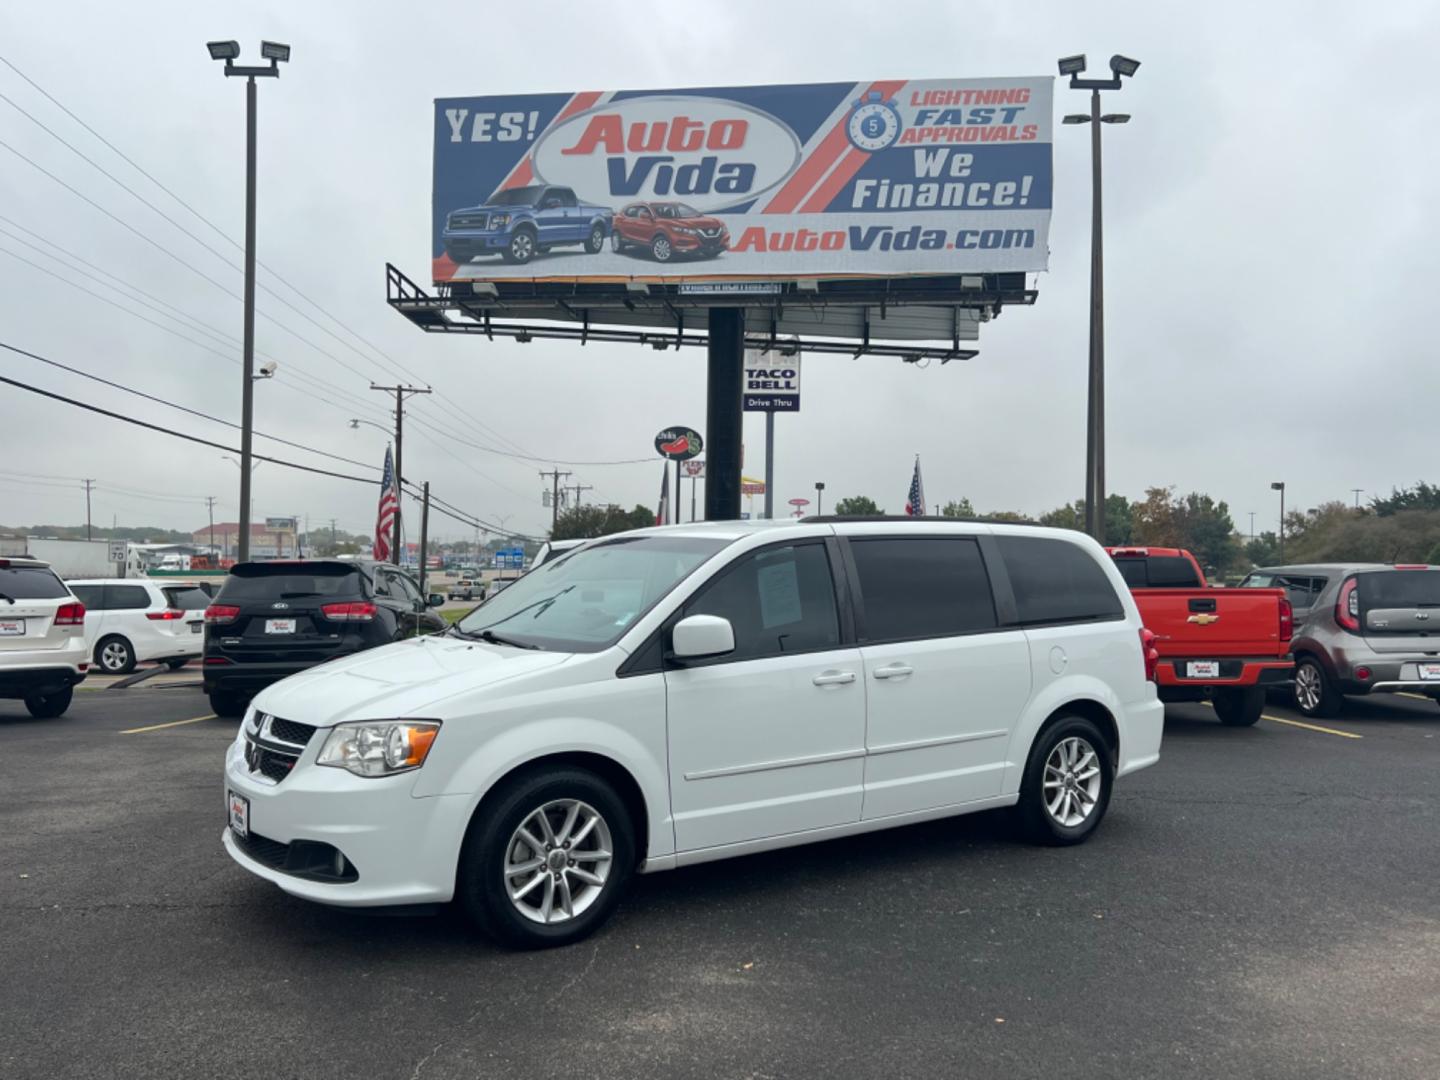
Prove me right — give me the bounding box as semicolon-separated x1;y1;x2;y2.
1106;547;1294;726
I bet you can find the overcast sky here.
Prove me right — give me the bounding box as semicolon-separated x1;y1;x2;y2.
0;0;1435;544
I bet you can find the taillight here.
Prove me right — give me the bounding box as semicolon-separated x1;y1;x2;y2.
1139;627;1160;682
204;604;241;625
54;602;85;626
1336;578;1360;632
146;609;186;621
1279;597;1293;642
321;601;376;622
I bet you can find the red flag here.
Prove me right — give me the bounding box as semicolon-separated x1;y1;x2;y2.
374;446;399;559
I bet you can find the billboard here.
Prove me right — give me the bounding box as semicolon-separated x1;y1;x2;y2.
433;77;1051;284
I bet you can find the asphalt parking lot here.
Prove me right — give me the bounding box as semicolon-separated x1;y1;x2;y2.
2;685;1437;1080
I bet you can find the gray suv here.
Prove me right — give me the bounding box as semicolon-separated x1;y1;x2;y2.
1240;563;1440;716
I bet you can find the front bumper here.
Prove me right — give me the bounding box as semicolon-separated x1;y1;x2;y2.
443;229;511;257
671;232;727;253
0;664;86;698
222;737;472;907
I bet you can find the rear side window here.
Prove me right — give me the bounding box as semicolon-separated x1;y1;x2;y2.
70;584;105;608
850;538;996;640
999;536;1125;625
0;565;69;600
162;586;210;611
219;565;365;603
103;585;150;610
684;543;840;662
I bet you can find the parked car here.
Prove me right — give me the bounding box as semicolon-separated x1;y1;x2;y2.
203;559;447;718
611;201;729;262
1107;546;1293;726
529;538;586;570
447;578;481;602
443;184;611;266
0;557;87;717
1240;562;1440;717
68;579;209;675
223;520;1163;948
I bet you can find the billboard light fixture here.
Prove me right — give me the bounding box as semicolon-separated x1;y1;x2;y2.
1057;55;1087;76
207;40;240;61
260;40;291;63
1110;54;1141;78
1062;114;1090;124
1100;113;1131;124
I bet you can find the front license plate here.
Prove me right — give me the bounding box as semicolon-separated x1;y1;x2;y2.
0;618;24;636
1187;660;1221;678
1419;663;1440;681
228;790;249;838
264;618;296;635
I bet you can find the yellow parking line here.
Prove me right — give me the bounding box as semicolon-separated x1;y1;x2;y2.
119;714;217;734
1262;714;1362;739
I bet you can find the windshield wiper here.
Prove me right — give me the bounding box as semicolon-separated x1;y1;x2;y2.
453;626;540;650
0;592;14;605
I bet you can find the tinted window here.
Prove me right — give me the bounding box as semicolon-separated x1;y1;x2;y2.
219;564;365;603
1113;559;1147;587
684;543;840;662
104;585;150;610
999;536;1125;625
0;565;69;600
1279;575;1327;609
162;586;210;611
1356;570;1440;609
1148;556;1203;587
391;573;422;604
488;186;543;206
70;584;105;608
851;538;996;640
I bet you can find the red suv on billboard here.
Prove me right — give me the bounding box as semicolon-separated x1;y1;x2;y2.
611;202;729;262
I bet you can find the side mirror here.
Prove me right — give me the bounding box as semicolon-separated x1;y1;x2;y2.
671;614;734;660
428;593;445;608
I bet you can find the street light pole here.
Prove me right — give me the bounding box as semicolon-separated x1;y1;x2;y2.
208;39;288;562
1272;481;1286;561
1060;53;1139;544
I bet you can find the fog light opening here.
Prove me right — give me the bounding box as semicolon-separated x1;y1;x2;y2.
1355;666;1372;681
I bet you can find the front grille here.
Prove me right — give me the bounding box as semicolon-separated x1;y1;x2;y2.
245;739;300;782
699;227;723;238
232;830;358;883
450;213;487;229
234;829;289;870
269;717;316;746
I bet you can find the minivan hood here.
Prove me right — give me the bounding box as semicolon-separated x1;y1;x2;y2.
251;635;572;725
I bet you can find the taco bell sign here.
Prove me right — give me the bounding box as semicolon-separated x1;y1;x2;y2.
743;351;801;412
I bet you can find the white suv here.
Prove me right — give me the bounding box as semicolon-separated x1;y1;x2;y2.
223;520;1163;948
68;579;209;675
0;557;88;717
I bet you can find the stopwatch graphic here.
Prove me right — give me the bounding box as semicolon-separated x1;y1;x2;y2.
846;92;903;152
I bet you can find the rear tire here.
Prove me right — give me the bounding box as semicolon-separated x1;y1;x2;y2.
24;686;73;718
208;690;246;718
1015;715;1114;846
587;224;606;253
164;658;189;671
1293;657;1342;718
611;231;626;253
96;635;136;675
1213;687;1264;726
457;767;634;950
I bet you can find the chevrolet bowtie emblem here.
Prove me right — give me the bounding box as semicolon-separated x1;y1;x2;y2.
1187;614;1220;625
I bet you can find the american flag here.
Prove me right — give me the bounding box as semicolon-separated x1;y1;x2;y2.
655;464;670;526
904;457;926;517
374;446;399;560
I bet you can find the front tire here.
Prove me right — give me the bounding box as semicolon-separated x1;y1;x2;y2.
1213;686;1264;726
651;234;673;262
611;231;626;253
458;768;634;949
1015;715;1114;845
208;690;246;718
96;635;136;675
1293;657;1342;718
25;686;73;718
501;229;537;265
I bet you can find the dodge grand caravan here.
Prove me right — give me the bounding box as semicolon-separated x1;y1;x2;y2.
223;520;1163;948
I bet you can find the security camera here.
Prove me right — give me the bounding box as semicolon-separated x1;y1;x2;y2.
258;361;278;378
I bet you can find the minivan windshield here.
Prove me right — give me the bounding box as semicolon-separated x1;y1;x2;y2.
455;536;729;652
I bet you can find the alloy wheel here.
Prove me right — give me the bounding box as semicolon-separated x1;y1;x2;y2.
512;233;533;261
1295;663;1322;712
653;236;671;261
101;641;130;672
503;799;613;925
1043;736;1102;828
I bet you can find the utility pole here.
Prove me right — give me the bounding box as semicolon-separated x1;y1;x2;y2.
82;479;95;540
567;482;594;511
370;383;432;562
329;517;337;555
1248;511;1255;542
1352;488;1363;510
540;469;572;533
206;496;217;555
418;482;431;603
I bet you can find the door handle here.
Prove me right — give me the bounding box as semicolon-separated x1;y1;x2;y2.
812;671;856;686
873;663;914;680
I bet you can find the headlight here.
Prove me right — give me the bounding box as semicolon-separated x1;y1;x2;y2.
316;721;441;777
490;213;510;227
676;226;697;235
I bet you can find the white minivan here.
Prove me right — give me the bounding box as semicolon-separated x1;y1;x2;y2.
68;579;209;674
223;520;1163;948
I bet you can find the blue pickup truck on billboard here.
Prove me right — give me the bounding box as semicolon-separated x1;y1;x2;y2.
433;77;1052;284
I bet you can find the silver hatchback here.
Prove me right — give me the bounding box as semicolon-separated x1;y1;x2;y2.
1240;563;1440;717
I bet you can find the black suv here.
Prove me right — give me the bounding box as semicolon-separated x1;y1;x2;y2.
202;559;446;717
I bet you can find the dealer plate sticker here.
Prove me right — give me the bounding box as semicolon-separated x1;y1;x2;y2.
228;790;249;839
264;618;296;635
1186;661;1221;679
1419;663;1440;681
0;619;24;636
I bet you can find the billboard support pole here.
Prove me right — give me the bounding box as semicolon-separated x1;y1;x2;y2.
705;308;744;521
418;481;430;602
763;410;775;520
675;460;681;525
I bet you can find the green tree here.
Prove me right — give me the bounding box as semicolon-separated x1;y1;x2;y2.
834;496;884;516
1131;487;1180;546
1370;483;1440;516
1172;492;1240;575
1245;532;1281;566
983;510;1029;523
1105;494;1134;545
941;498;976;518
551;503;655;540
1039;500;1084;530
